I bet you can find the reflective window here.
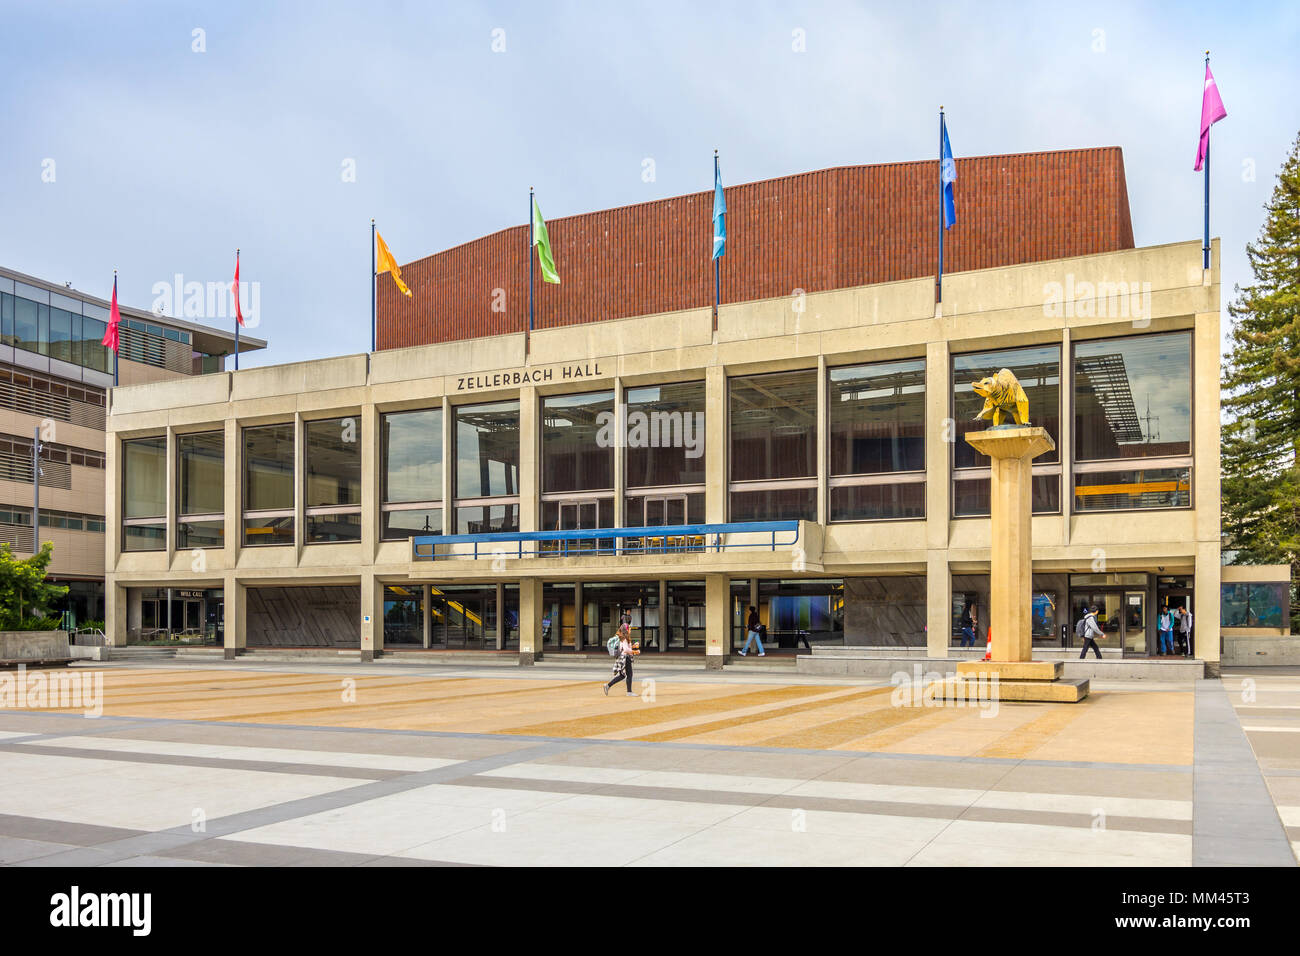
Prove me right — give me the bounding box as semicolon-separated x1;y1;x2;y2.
625;382;706;488
243;424;293;546
542;391;614;493
1221;582;1290;629
830;358;925;475
383;408;441;503
304;417;361;543
1074;332;1192;461
177;431;223;549
122;437;166;552
455;401;519;499
730;371;817;481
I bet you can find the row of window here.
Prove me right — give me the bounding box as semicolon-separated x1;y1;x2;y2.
119;331;1196;551
0;506;106;532
0;432;106;469
0;362;106;407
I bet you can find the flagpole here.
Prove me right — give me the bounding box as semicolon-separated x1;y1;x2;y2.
234;249;241;371
112;270;119;387
1203;51;1211;271
713;150;720;331
371;219;376;353
937;107;945;306
528;187;534;355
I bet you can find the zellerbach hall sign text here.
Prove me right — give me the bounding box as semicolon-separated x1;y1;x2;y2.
455;362;604;392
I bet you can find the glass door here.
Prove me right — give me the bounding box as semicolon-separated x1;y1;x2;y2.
1122;591;1147;656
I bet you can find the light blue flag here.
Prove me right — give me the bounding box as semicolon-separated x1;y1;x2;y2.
712;160;726;260
941;117;957;229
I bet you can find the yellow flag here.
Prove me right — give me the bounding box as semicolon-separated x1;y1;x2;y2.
375;230;412;297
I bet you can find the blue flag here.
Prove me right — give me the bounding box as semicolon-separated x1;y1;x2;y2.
941;117;957;229
712;159;726;260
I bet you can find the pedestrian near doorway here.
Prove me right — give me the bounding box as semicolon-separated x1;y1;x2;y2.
1157;605;1174;656
1078;606;1103;660
738;605;765;656
1179;606;1194;657
603;623;638;696
959;603;975;648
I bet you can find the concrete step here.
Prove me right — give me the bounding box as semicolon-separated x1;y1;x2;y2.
799;655;1206;680
111;647;178;661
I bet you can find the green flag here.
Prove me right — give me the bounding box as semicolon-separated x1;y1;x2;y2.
532;197;560;284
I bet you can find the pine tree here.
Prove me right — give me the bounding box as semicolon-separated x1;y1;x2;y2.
1222;131;1300;630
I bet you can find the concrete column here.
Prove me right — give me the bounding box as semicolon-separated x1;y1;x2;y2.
816;354;828;526
924;340;950;550
441;396;453;534
165;425;177;565
704;366;726;523
293;412;305;558
1058;329;1073;546
223;572;245;660
574;580;584;651
106;579;128;648
223;419;239;568
422;583;431;649
1195;541;1221;672
494;581;504;650
104;430;120;572
658;578;668;652
519;386;538;532
926;552;950;658
613;378;625;541
705;573;729;669
519;577;543;664
360;572;383;661
361;403;380;561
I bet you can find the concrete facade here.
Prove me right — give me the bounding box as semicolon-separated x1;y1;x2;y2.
105;238;1229;667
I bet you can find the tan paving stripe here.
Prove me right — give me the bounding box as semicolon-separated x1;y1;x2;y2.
756;699;938;750
95;675;471;707
852;706;968;750
496;685;837;739
634;687;896;742
976;704;1085;759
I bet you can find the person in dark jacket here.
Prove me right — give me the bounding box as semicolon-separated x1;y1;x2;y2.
738;605;765;657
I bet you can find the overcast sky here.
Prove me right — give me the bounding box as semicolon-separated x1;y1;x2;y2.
1;1;1296;368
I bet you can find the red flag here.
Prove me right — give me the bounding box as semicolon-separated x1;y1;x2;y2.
233;251;245;326
101;276;120;352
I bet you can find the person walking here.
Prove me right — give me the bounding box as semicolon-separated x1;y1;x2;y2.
959;603;975;648
1078;606;1103;660
738;605;766;657
603;623;639;696
1157;605;1174;656
1179;605;1194;658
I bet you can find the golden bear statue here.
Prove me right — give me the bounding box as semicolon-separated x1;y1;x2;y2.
971;368;1029;426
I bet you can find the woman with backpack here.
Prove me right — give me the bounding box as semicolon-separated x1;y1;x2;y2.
603;623;639;697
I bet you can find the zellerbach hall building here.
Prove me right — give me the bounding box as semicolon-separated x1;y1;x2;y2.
102;147;1294;675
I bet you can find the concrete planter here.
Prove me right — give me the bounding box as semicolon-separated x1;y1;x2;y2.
0;630;73;665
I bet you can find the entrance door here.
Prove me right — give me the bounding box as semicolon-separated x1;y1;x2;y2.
643;495;688;552
1122;591;1147;656
558;500;600;553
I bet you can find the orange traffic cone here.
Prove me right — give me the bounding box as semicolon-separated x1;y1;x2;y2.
982;627;992;661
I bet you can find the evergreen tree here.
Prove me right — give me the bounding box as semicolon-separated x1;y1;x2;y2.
1222;131;1300;629
0;542;68;630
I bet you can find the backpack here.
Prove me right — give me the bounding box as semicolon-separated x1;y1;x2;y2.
606;635;620;657
1075;616;1089;639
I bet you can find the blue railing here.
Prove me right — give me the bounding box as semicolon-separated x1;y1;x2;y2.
412;520;800;561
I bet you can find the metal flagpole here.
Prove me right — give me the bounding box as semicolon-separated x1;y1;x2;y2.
371;220;376;352
937;107;945;305
528;187;535;355
32;425;40;553
112;271;119;387
714;150;720;329
1203;52;1211;271
234;249;240;370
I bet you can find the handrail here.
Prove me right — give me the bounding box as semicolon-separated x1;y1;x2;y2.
413;520;800;561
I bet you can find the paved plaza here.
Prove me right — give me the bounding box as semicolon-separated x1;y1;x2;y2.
0;660;1296;866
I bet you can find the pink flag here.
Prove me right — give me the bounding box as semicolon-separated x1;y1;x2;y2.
1194;62;1226;171
101;276;120;352
233;250;244;326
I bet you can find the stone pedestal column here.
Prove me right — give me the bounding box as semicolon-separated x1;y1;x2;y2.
964;426;1054;663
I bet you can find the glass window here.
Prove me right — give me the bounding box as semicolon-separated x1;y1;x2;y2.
625;381;706;488
49;308;73;363
243;424;293;546
730;487;817;523
830;483;924;521
1074;331;1192;462
953;345;1060;467
1074;466;1191;512
830;358;925;475
383;408;441;503
1221;582;1290;629
177;432;223;549
382;507;443;540
730;371;817;481
455;400;519;499
455;503;519;535
542;391;614;493
1;292;14;345
304;417;361;543
122;436;166;552
14;297;39;353
305;417;361;508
